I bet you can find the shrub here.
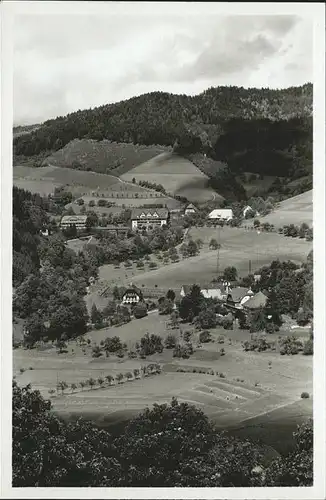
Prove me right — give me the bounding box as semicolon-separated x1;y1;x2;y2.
158;298;174;315
222;317;233;330
164;334;177;349
104;336;123;353
128;350;138;359
301;392;310;399
279;335;303;355
199;330;212;343
296;308;312;326
242;335;271;352
219;372;226;378
303;338;313;355
173;344;192;359
133;303;148;319
140;333;163;355
92;345;103;358
197;308;217;329
183;330;192;343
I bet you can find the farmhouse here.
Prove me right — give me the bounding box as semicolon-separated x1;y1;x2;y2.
60;215;88;230
208;209;233;221
226;287;254;309
121;286;143;305
243;205;258;218
131;208;169;231
184;203;198;216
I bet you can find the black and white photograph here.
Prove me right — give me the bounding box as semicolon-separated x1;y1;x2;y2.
1;1;325;498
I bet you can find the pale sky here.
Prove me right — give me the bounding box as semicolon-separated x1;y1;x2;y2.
13;13;312;125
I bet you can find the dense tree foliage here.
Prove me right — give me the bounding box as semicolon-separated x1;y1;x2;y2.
13;187;49;286
13;226;97;344
14;85;312;157
13;382;313;487
12;381;121;487
85;225;183;267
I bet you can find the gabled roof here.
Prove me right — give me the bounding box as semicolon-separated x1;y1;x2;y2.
243;291;268;309
185;203;197;211
181;284;192;295
227;287;250;303
131;208;169;219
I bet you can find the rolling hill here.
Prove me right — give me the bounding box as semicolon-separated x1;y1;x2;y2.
121;152;223;203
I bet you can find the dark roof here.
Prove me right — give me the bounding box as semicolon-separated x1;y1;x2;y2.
243;291;268;309
131;208;169;220
122;287;142;297
227;287;251;303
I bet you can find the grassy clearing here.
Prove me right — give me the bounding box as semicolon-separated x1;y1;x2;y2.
128;228;311;288
44;139;169;176
121;152;217;203
13;164;181;209
257;190;312;227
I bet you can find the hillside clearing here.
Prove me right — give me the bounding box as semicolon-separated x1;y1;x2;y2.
128;228;312;288
258;190;313;227
43;139;169;176
121;152;219;203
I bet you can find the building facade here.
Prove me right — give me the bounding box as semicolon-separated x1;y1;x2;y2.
131;208;169;231
121;286;143;305
60;215;88;230
184;203;198;216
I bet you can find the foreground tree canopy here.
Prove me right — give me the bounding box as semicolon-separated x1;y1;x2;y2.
13;381;313;487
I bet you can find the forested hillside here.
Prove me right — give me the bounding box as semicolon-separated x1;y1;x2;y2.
13;187;48;286
13;84;313;199
14;84;312;155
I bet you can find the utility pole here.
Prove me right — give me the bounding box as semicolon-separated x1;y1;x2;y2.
256;230;260;268
216;225;221;278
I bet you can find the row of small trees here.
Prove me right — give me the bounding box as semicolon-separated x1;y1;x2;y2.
49;364;162;396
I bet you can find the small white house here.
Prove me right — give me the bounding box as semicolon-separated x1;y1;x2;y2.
184;203;198;216
243;205;257;218
208;209;233;221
